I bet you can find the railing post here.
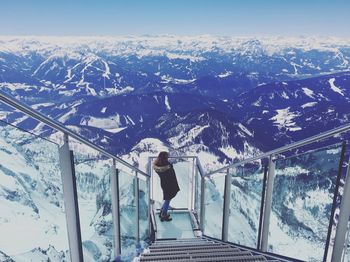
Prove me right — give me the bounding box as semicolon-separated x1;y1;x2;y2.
110;160;121;259
200;176;206;233
222;168;232;241
260;155;276;252
188;158;195;211
194;162;200;214
148;157;154;203
332;159;350;262
135;172;140;243
146;177;151;240
58;134;84;262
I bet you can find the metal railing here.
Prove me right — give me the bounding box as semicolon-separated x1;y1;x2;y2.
0;90;150;261
0;90;149;178
2;89;350;261
201;124;350;262
206;123;350;177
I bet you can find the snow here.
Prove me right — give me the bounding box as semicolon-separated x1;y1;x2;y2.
80;114;122;129
238;123;253;137
0;125;70;258
165;52;205;62
270;107;301;131
281;91;289;99
125;115;135;125
2;36;350;61
328;78;344;96
160;75;196;84
58;107;77;123
32;102;55;110
164;95;171;111
290;61;302;74
218;71;232;78
101;60;111;79
104;127;127;134
168;125;209;148
302;87;315;99
219;146;238;159
301;102;317;108
105;86;134;95
252;97;262;106
0;82;36;92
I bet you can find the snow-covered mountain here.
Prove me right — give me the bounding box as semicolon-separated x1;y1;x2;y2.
1;35;350;102
233;71;350;150
1;36;350;261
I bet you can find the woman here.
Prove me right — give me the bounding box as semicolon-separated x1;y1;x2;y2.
153;151;180;222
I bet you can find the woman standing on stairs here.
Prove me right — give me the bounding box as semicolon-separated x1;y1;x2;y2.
153;151;180;222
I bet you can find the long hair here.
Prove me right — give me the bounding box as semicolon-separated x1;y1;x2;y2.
155;151;169;166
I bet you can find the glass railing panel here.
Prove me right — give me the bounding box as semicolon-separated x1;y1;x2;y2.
119;169;137;261
268;143;344;261
0;120;70;261
343;221;350;261
71;140;115;261
138;177;149;247
151;158;192;209
203;172;226;239
228;161;265;248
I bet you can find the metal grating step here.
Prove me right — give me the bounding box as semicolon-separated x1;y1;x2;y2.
150;242;222;249
149;244;229;252
147;244;232;253
142;247;242;257
195;255;267;261
140;251;253;261
141;256;267;262
154;239;208;244
154;240;209;245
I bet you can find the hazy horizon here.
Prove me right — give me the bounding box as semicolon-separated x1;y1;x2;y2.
1;0;349;37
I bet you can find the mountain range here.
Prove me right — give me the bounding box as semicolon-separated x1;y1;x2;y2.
1;35;350;261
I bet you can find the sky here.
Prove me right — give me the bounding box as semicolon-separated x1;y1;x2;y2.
0;0;349;37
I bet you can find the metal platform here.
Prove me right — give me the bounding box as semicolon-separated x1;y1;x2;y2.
140;237;270;262
154;210;196;239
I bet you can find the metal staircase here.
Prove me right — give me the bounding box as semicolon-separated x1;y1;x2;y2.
139;237;280;261
2;90;350;261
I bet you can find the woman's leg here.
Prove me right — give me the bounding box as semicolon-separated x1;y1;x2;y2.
161;199;170;216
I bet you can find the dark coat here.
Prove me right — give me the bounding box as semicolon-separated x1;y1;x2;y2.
153;162;180;200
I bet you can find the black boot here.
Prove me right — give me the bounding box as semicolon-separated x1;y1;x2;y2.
160;213;172;222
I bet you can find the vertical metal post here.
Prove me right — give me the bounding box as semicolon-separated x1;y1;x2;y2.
332;160;350;262
260;155;276;252
146;177;151;240
148;157;154;203
135;172;140;243
200;176;206;232
58;134;84;262
188;159;194;211
222;168;232;241
194;163;199;214
110;160;121;258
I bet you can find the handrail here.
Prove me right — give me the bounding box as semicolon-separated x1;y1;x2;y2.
195;156;206;177
206;123;350;176
0;90;149;178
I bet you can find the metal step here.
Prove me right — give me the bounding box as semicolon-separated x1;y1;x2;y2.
150;242;223;249
154;239;209;245
140;256;267;262
148;244;232;253
142;247;241;257
153;239;211;243
195;255;267;261
140;250;253;261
